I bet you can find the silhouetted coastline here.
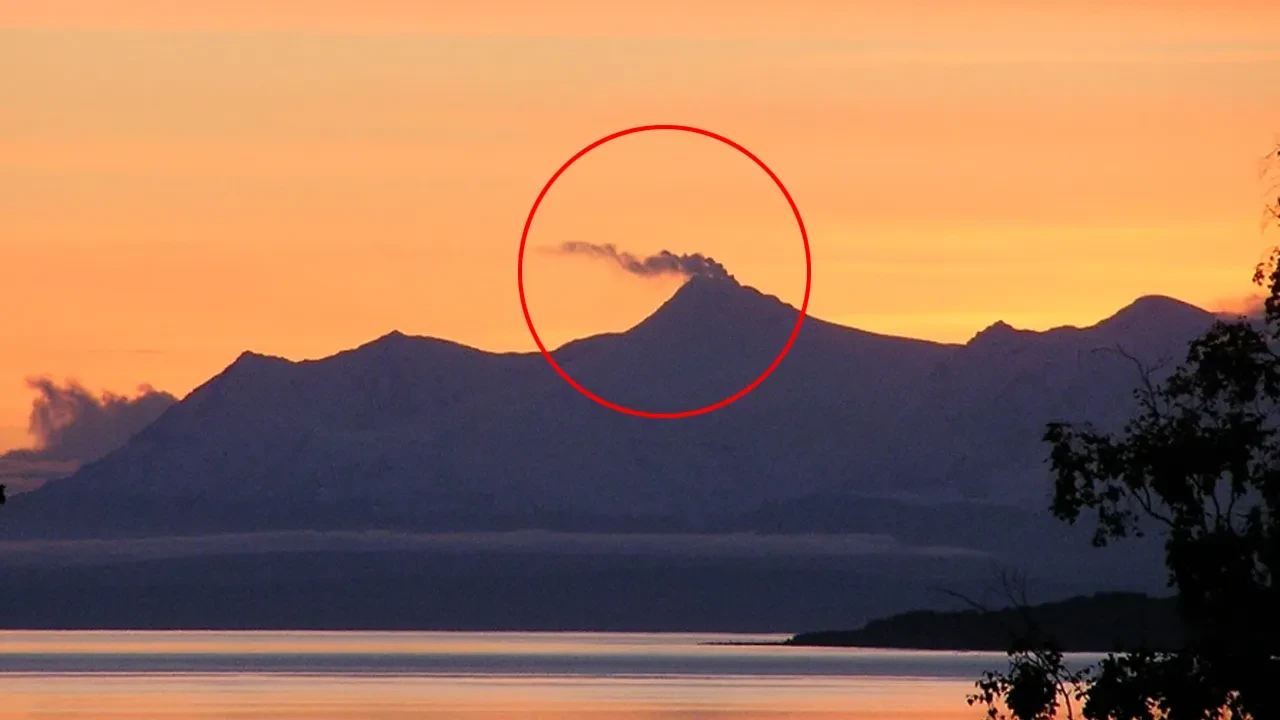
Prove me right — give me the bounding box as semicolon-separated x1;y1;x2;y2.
785;592;1183;652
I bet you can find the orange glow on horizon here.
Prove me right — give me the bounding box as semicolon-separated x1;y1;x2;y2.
3;1;1279;448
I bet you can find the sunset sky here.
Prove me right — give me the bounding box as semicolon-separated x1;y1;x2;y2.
3;1;1280;451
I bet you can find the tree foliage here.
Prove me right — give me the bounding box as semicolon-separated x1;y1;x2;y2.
970;148;1280;719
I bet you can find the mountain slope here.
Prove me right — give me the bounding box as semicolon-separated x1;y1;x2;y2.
3;279;1216;540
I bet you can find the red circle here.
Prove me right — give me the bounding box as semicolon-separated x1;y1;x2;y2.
518;124;812;419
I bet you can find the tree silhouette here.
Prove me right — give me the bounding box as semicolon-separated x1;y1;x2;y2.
971;148;1280;720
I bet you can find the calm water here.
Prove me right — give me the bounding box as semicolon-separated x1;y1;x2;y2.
0;631;1021;719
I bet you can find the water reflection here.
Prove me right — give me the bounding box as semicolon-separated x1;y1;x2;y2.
0;632;1018;719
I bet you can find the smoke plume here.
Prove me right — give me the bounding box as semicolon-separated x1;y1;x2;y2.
555;242;734;282
0;379;177;493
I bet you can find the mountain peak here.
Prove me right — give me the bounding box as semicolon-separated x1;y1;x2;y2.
1096;295;1213;332
360;330;415;349
1114;294;1205;314
609;274;799;347
341;331;487;368
968;320;1027;347
230;350;289;368
670;271;744;297
656;273;792;318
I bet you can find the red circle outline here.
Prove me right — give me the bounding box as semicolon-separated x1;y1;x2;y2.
518;124;812;419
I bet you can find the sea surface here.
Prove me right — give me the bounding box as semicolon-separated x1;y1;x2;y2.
0;631;1028;719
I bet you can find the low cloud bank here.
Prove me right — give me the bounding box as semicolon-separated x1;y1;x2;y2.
0;529;989;566
0;378;177;493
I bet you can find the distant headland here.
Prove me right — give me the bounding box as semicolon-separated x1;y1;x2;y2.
786;592;1183;653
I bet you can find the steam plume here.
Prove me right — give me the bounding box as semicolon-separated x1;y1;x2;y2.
555;242;734;282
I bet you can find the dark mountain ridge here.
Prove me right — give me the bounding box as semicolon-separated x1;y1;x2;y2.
0;279;1221;630
3;279;1215;551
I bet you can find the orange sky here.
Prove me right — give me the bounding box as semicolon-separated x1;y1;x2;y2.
3;1;1280;450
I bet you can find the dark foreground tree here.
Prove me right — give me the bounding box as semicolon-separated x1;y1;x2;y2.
971;151;1280;719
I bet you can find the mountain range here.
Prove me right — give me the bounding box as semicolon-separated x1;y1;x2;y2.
5;274;1214;535
0;275;1219;629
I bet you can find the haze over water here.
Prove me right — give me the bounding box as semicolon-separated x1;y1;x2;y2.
0;631;1035;719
